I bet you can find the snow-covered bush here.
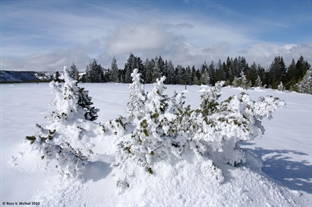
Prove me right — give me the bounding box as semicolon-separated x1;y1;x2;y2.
115;76;171;175
26;66;100;178
189;83;285;166
113;70;286;188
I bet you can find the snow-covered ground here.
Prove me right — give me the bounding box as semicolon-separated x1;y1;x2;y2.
1;83;311;206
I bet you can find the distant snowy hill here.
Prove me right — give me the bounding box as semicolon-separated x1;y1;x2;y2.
0;70;52;83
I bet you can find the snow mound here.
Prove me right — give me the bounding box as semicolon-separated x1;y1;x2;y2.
17;149;303;206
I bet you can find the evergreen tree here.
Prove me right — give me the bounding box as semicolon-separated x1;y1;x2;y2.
157;56;165;76
54;71;61;81
152;57;161;83
124;53;136;83
232;71;250;90
295;55;310;81
233;57;240;78
215;59;226;82
127;69;146;123
111;57;119;82
165;60;175;84
193;74;201;85
277;81;285;91
256;64;266;86
208;61;215;85
285;59;296;89
269;56;286;88
248;62;258;86
254;75;263;88
175;65;184;84
69;63;79;80
83;59;105;83
200;69;210;85
115;76;170;176
239;56;248;74
185;66;192;86
297;68;312;94
226;57;234;84
26;66;100;178
136;56;145;76
232;76;241;88
191;66;196;85
144;58;153;84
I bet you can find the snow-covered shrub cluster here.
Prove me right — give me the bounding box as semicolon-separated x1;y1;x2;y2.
26;67;286;186
26;66;100;178
113;69;285;188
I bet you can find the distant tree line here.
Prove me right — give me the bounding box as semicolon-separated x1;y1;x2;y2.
68;53;310;91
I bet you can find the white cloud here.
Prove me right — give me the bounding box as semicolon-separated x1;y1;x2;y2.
242;43;312;68
1;49;92;72
202;42;232;55
105;22;177;56
1;1;311;72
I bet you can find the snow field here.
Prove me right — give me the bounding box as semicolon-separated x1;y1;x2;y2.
1;83;311;206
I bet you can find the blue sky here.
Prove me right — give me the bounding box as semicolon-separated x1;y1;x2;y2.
1;0;311;71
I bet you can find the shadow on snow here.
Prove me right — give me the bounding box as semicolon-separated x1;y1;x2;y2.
83;160;112;182
241;143;312;194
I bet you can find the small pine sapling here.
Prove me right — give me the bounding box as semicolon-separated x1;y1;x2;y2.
190;83;285;166
232;71;250;90
127;68;146;124
26;66;100;178
115;76;172;174
277;81;285;91
254;75;263;89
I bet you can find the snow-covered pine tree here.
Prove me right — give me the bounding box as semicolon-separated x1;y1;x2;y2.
115;76;171;175
232;76;242;88
189;82;285;166
103;69;146;136
200;69;210;85
198;81;223;116
127;68;146;124
232;71;250;90
241;71;251;90
297;68;312;94
254;75;263;88
48;67;99;123
277;81;285;91
193;74;201;85
26;66;100;178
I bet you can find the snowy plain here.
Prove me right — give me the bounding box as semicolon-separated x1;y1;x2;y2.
0;82;311;206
